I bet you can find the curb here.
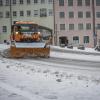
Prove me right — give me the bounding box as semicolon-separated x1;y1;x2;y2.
51;48;100;56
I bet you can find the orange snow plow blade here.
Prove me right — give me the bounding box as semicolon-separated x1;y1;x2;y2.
10;46;50;58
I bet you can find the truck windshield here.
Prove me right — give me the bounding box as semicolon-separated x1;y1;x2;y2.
15;24;38;32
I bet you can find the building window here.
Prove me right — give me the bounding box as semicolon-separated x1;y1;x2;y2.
59;0;64;6
60;24;65;30
78;23;83;30
27;0;30;4
77;0;82;6
69;24;74;30
20;11;24;16
5;0;10;6
84;36;89;43
5;11;10;18
27;10;31;16
13;11;17;17
12;0;16;4
96;0;100;6
78;11;83;18
34;10;38;17
85;0;90;6
0;0;3;6
68;0;73;6
96;12;100;18
41;0;45;4
34;0;38;3
19;0;23;4
86;11;91;18
48;9;53;16
2;26;7;33
0;12;3;18
86;23;91;30
69;12;74;18
59;12;65;18
48;0;52;4
40;8;47;17
97;24;100;29
73;36;79;44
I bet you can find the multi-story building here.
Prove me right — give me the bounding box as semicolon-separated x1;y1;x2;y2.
0;0;54;43
0;0;100;48
54;0;100;47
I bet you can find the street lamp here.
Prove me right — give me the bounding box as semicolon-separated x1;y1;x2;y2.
53;0;57;46
10;0;12;31
93;26;97;47
95;26;100;47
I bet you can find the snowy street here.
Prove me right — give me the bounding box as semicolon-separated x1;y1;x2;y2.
0;44;100;100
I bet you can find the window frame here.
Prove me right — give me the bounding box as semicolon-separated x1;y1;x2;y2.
12;0;16;5
69;24;74;30
2;26;7;33
34;0;38;4
59;0;64;6
20;11;24;16
27;0;31;4
13;11;17;17
59;12;65;18
84;36;89;43
0;0;3;6
40;8;47;17
86;23;91;30
68;0;73;6
73;36;79;44
60;24;65;30
78;11;83;18
96;0;100;6
27;10;31;16
85;0;90;6
5;11;10;18
69;11;74;18
34;10;38;17
96;12;100;18
0;12;3;18
77;0;82;6
78;23;83;30
86;11;91;18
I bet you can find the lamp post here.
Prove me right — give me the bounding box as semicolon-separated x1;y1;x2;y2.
53;0;57;45
92;0;96;47
10;0;12;32
95;26;97;46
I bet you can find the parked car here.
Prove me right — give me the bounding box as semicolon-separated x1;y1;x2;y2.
77;45;85;50
60;43;66;47
67;44;73;49
95;45;100;51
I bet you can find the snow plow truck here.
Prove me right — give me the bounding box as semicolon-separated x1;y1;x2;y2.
2;21;52;58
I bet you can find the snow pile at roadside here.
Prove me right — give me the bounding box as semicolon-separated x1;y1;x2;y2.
51;51;100;62
0;43;10;51
51;45;100;54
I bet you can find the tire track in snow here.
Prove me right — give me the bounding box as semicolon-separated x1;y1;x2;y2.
7;57;100;72
0;81;42;100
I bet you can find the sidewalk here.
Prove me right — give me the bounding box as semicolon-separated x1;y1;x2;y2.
51;46;100;56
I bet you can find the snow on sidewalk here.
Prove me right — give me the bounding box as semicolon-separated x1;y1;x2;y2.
51;51;100;62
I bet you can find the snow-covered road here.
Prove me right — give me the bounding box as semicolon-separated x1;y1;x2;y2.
0;44;100;100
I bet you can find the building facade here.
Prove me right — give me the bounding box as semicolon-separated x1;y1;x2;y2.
0;0;100;47
0;0;54;43
54;0;100;47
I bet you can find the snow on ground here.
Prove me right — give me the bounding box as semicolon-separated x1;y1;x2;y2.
0;43;100;100
51;51;100;62
51;45;100;53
